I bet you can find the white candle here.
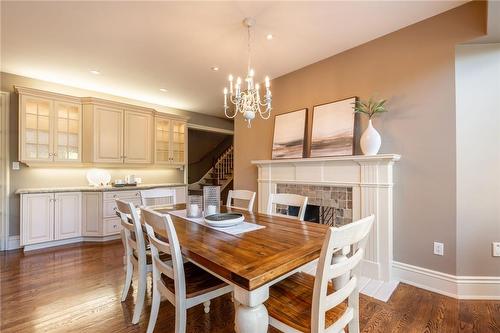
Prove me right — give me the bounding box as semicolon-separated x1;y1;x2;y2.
265;76;270;88
206;205;216;216
255;83;260;100
228;75;233;94
189;204;199;217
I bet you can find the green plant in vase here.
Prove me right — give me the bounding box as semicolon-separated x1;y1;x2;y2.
353;98;388;155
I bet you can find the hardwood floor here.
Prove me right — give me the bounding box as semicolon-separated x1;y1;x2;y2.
1;241;498;333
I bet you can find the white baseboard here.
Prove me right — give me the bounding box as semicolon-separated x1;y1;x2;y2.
7;236;20;250
392;261;500;300
19;234;121;252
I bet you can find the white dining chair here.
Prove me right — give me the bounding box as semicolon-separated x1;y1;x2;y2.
141;208;233;333
226;189;256;211
267;193;308;221
140;188;176;206
265;215;375;333
116;199;152;324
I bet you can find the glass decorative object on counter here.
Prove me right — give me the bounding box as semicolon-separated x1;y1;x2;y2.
203;186;220;216
187;195;203;218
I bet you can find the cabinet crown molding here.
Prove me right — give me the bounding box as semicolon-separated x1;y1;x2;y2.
15;86;189;121
15;86;81;104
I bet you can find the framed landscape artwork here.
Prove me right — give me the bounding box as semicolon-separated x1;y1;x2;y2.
272;108;307;159
310;97;356;157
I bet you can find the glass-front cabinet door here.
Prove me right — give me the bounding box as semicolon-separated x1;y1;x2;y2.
21;96;53;162
54;102;81;162
155;117;171;163
171;121;186;164
20;94;82;164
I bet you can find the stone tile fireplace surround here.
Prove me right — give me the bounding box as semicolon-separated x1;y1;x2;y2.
276;184;353;226
252;154;400;282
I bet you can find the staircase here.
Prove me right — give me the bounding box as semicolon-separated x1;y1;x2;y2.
189;145;234;194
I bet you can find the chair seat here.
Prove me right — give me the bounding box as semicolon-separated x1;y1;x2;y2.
161;262;227;298
133;249;170;265
266;272;347;333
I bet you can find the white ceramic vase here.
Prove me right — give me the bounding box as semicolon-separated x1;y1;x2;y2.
360;119;381;155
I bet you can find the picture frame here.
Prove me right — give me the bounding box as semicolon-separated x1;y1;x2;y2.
309;97;356;157
271;108;307;159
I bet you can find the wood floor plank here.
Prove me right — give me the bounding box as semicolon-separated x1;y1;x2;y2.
1;241;499;332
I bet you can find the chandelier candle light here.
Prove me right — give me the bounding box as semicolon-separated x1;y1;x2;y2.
224;17;272;127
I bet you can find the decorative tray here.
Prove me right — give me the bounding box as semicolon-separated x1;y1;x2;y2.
204;213;244;228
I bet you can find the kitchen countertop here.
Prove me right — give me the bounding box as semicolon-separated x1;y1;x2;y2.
15;183;187;194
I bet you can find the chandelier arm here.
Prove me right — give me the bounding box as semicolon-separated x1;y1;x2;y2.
224;107;238;119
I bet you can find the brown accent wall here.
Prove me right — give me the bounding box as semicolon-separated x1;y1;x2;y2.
234;2;487;275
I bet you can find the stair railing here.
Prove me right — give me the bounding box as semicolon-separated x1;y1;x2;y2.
214;145;233;185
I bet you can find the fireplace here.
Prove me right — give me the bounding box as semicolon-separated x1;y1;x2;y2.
252;154;400;282
276;184;352;226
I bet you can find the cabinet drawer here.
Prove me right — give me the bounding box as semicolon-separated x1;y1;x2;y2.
103;190;141;201
103;218;121;236
103;198;141;218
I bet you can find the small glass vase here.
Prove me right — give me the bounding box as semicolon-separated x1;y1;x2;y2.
203;186;221;216
187;195;203;218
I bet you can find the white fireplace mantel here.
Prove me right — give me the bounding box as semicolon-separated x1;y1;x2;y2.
252;153;400;283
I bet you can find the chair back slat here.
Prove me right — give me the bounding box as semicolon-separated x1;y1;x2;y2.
141;207;186;300
116;199;147;260
324;276;357;310
267;193;308;221
127;238;138;252
311;215;374;333
226;190;256;211
327;248;364;280
140;188;176;206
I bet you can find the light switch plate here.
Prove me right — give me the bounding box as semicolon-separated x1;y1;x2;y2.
12;161;20;170
433;242;444;256
493;242;500;257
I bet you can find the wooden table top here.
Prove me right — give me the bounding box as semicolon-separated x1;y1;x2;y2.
151;204;329;291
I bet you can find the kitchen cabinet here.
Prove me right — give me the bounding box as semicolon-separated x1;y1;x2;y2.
124;110;153;164
54;192;82;240
21;192;82;246
83;100;155;165
18;88;82;164
155;116;187;165
18;87;188;167
93;106;123;163
21;193;53;245
82;192;102;236
19;186;187;251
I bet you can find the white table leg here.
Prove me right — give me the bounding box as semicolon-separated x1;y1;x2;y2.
233;286;269;333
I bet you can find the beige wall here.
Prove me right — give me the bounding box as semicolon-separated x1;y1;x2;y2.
234;2;487;275
456;43;500;276
1;72;233;237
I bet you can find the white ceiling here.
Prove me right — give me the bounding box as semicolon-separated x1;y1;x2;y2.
1;1;466;117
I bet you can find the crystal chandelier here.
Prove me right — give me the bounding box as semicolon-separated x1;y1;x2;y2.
223;17;272;128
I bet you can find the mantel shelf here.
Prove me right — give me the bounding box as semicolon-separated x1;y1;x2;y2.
251;154;401;165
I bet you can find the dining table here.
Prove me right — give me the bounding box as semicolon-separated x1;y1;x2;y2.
150;204;329;333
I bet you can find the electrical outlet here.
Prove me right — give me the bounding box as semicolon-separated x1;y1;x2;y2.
493;242;500;257
12;161;20;170
433;242;444;256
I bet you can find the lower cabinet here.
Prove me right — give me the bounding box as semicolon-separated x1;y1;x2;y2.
54;192;82;240
21;186;187;249
21;192;81;246
21;193;54;245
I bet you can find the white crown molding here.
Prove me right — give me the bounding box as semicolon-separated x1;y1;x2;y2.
393;261;500;300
